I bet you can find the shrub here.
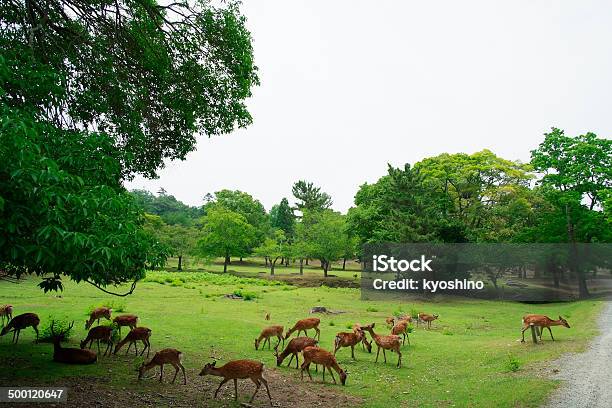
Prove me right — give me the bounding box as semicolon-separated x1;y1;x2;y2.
233;289;258;301
38;318;73;343
366;306;378;312
329;321;335;326
504;353;521;372
409;308;419;319
171;279;183;287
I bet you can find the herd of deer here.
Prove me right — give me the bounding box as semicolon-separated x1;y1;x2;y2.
0;303;571;406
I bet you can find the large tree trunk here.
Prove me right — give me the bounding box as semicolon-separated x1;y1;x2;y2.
299;258;304;275
305;258;309;266
323;259;329;277
223;254;229;273
177;255;183;271
271;258;277;275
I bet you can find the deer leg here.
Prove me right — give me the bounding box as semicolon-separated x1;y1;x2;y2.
287;354;294;367
383;348;387;363
275;335;281;349
375;346;380;362
233;378;238;401
548;327;555;341
329;368;336;384
315;327;320;340
171;363;179;383
159;364;164;382
214;379;229;398
407;333;410;346
12;330;16;344
351;345;355;360
520;325;528;342
126;342;132;355
15;329;20;344
180;363;186;385
104;342;111;357
97;339;101;354
249;378;260;402
260;376;272;406
397;350;402;368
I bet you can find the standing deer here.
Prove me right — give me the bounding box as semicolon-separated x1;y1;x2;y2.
0;305;13;326
50;321;97;364
112;314;138;335
199;360;272;406
255;325;284;350
417;313;438;329
285;317;320;340
363;323;402;368
274;336;318;368
521;315;570;342
0;313;40;344
138;348;186;385
114;327;151;357
334;325;371;359
391;320;411;346
352;323;373;352
81;325;114;356
85;307;112;330
300;346;347;385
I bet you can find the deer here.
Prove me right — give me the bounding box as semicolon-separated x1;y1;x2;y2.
85;306;112;330
334;325;371;359
50;321;97;364
352;323;373;352
114;327;151;357
385;316;396;328
112;314;138;335
0;305;13;326
255;325;284;350
521;314;570;342
0;312;40;344
363;323;402;368
80;325;114;356
417;313;438;329
300;346;347;385
265;312;270;321
138;348;186;385
285;317;320;340
199;360;272;406
274;336;318;369
391;319;411;346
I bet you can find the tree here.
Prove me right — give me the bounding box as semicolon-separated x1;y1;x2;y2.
197;208;255;273
131;190;202;226
161;225;199;271
1;0;257;292
253;230;290;275
270;198;295;239
296;210;348;277
292;180;333;212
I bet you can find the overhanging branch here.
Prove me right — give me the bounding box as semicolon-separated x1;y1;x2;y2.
85;279;138;297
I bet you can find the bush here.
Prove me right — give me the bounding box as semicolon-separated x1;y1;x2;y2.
409;308;419;319
366;306;378;312
329;321;335;326
38;318;73;343
170;279;183;287
233;289;258;301
504;353;521;372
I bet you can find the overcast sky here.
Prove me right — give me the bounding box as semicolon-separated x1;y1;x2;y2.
127;0;612;213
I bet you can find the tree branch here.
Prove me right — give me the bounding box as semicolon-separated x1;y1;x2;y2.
85;279;138;296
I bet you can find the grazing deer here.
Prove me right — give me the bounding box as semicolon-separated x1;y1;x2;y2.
521;315;570;342
139;348;186;385
417;313;438;329
0;305;13;326
391;320;411;346
274;336;318;368
285;317;320;340
81;325;114;356
334;326;371;359
300;346;347;385
363;323;402;368
255;325;284;350
112;314;138;335
0;313;40;344
352;323;373;352
50;321;97;364
385;316;396;328
85;307;112;330
114;327;151;357
199;360;272;406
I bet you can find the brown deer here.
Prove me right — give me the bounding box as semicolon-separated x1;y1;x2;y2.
0;305;13;326
255;325;284;350
300;346;347;385
50;321;97;364
417;313;438;329
0;313;39;344
521;315;570;342
199;360;272;406
112;314;138;335
391;320;411;346
334;325;371;359
80;325;114;356
114;327;151;357
274;336;318;368
352;323;373;352
385;316;396;328
138;348;186;385
285;317;320;340
363;323;402;368
85;307;112;330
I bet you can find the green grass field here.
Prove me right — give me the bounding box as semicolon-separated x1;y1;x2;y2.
0;265;603;407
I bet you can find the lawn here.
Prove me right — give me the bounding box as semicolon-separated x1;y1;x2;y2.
0;268;603;407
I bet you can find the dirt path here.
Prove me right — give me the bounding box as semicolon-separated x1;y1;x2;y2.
544;302;612;408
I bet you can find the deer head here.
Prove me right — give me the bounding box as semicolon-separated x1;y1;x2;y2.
558;316;570;328
199;361;216;376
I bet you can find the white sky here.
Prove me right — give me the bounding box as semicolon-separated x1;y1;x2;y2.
127;0;612;213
